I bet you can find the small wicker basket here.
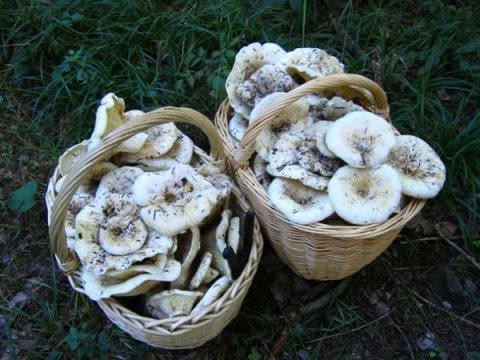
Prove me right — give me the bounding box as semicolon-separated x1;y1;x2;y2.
46;107;263;349
215;74;425;281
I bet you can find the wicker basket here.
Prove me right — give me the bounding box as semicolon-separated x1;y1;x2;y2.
46;107;263;349
215;74;425;281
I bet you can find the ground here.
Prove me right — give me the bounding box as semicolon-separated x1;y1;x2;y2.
1;0;479;358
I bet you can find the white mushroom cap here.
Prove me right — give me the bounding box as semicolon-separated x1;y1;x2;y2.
325;111;397;168
171;227;201;289
322;96;364;120
228;112;249;141
386;135;446;198
98;215;148;256
253;154;272;190
268;178;334;225
250;93;311;161
328;164;402;225
120;122;179;161
146;289;204;318
88;93;148;153
74;199;174;274
127;132;194;170
58;142;88;176
132;164;226;236
269;132;343;177
278;48;344;81
96;166;144;198
227;216;241;254
123;109;145;121
266;164;330;191
80;255;180;301
191;276;231;315
188;252;214;290
65;193;95;250
226;42;287;118
235;64;298;111
313;121;337;158
201;228;232;280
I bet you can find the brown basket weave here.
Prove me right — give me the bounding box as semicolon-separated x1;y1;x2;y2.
46;107;263;349
215;74;425;281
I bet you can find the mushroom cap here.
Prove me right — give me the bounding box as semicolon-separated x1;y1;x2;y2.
235;64;298;111
88;93;148;153
228;112;249;141
121;122;179;161
266;164;330;191
386;135;446;198
253;154;272;190
201;227;232;280
74;198;174;274
227;216;241;254
226;42;287;118
132;164;226;236
322;96;364;120
191;276;231;315
251;93;312;161
278;48;344;81
96;166;144;198
58;142;88;176
273;131;343;177
98;215;148;256
171;227;201;289
328;164;403;225
65;193;95;250
146;289;204;318
313;121;337;158
123;109;145;121
268;178;334;225
325;111;397;168
188;252;213;290
127;132;194;171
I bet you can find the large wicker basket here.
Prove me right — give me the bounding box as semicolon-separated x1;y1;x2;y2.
215;74;425;281
46;107;263;349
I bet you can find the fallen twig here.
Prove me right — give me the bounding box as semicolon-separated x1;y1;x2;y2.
387;314;414;360
299;278;350;316
412;291;480;330
440;235;480;271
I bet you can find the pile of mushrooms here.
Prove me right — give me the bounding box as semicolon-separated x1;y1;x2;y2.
57;93;249;320
227;43;446;225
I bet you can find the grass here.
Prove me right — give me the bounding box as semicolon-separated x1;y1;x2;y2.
1;0;479;358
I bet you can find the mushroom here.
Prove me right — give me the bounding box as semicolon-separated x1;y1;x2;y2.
235;64;298;111
146;289;204;319
228;112;249;141
266;164;330;191
253;154;272;190
226;42;287;119
188;252;220;290
227;216;241;254
58;142;88;177
278;47;344;81
201;227;232;280
191;276;231;315
268;178;334;225
325;111;397;169
250;93;312;161
65;193;95;250
88;93;148;153
132;164;227;236
120;122;180;162
313;121;337;158
127;133;194;171
95;166;144;199
322;96;364;120
386;135;446;198
328;164;403;225
74;195;174;274
170;227;201;289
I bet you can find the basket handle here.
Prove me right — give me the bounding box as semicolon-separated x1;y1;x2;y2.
232;73;390;169
49;106;226;274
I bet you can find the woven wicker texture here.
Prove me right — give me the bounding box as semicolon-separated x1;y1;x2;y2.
46;107;263;349
214;74;425;280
